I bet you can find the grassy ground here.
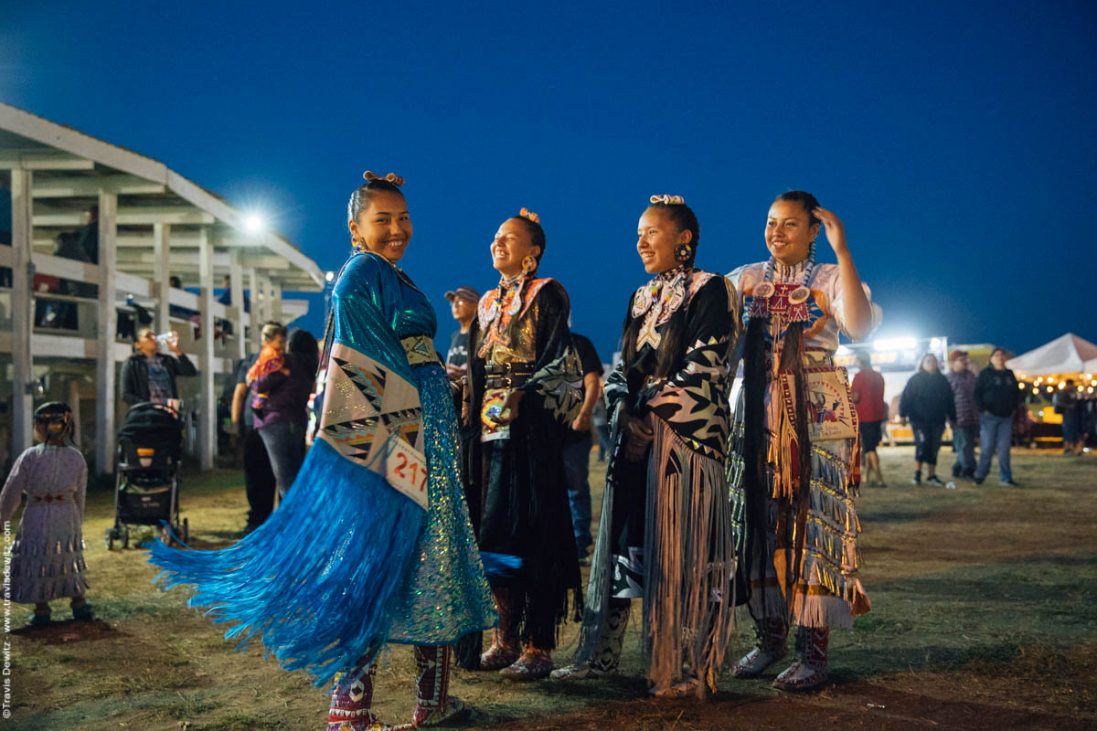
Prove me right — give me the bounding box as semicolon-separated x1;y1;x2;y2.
7;446;1097;730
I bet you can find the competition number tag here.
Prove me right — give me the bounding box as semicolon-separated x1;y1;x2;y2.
385;437;428;509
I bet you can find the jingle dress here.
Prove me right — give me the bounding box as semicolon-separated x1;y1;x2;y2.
151;251;496;687
466;274;583;649
0;444;89;603
726;260;879;630
574;267;741;695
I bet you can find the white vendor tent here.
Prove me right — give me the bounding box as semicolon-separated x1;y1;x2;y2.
1006;333;1097;377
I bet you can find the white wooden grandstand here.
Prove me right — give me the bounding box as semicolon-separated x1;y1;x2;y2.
0;102;324;474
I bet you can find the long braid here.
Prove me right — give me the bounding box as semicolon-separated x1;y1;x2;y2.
740;316;772;621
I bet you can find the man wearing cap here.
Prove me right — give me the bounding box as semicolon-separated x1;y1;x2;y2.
945;349;979;480
445;287;479;379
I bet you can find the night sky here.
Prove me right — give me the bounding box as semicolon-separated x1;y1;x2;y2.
4;1;1094;360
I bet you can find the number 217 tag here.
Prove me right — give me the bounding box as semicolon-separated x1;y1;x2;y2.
386;438;429;510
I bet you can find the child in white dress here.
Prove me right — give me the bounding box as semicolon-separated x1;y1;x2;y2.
0;402;93;626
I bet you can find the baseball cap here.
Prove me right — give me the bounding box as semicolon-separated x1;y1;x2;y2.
445;287;480;303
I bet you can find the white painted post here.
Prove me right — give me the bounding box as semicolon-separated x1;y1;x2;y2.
68;378;83;449
197;228;216;470
95;190;118;475
247;267;261;351
10;168;33;455
256;273;270;325
153;223;171;332
230;249;246;362
272;281;283;323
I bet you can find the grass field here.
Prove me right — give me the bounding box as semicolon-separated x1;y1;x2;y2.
7;446;1097;730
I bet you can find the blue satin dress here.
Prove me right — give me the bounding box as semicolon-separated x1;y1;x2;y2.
151;251;495;687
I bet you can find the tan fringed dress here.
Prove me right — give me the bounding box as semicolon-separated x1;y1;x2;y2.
727;260;879;629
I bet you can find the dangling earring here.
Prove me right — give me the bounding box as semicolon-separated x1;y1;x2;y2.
351;235;363;253
675;243;693;263
521;255;537;275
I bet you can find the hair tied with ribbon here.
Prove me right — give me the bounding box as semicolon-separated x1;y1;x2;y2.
649;194;685;205
363;170;406;187
519;207;541;224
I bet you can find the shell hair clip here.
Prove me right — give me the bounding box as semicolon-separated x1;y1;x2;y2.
649;194;685;205
363;170;406;186
519;207;541;224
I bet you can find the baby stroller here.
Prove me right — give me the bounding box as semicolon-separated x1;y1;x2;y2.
108;402;188;549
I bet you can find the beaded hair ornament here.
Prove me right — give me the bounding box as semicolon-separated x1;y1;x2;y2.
352;170;406;253
649;194;685;206
363;170;405;186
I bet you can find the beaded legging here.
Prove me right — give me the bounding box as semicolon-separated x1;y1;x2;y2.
327;645;452;730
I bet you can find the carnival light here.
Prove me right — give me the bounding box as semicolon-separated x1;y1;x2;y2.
325;271;336;283
873;336;918;351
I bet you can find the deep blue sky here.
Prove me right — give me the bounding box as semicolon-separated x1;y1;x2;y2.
4;1;1094;359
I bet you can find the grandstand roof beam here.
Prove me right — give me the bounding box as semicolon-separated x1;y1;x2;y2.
0;151;95;171
34;205;216;227
32;174;168;197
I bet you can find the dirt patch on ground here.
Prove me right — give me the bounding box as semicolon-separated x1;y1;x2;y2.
12;618;123;645
479;685;1094;731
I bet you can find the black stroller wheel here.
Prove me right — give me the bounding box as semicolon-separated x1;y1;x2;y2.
121;525;130;549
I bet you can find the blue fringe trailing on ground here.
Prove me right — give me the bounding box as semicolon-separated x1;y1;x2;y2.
149;438;425;688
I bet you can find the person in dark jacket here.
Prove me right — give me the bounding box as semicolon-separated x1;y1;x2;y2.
973;347;1023;485
945;350;980;479
1054;380;1083;455
248;325;318;500
231;324;281;534
121;328;198;408
562;331;603;562
899;354;955;486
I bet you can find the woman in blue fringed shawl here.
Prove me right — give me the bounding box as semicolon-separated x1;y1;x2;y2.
150;171;496;730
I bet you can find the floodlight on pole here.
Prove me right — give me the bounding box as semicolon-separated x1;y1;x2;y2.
244;213;266;234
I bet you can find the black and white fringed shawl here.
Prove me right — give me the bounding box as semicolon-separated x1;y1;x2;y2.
576;271;742;696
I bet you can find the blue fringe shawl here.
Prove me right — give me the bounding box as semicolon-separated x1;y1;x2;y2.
150;438;424;687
